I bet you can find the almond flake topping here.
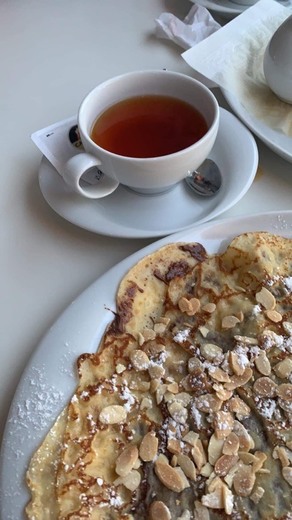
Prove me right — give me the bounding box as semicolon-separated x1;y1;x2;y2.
254;351;271;376
213;411;234;440
115;445;139;477
255;287;276;310
155;456;190;492
139;432;158;462
222;315;240;329
99;405;127;425
266;309;283;323
149;501;171;520
253;377;277;397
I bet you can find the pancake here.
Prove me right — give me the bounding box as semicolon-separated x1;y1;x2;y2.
26;232;292;519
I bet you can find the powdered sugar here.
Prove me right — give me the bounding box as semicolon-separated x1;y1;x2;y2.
8;366;64;438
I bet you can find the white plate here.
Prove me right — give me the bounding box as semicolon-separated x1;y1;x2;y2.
38;108;258;239
1;209;292;520
223;89;292;163
192;0;292;19
192;0;248;18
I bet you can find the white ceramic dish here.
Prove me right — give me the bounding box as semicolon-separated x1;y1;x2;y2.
38;108;258;239
1;210;292;519
192;0;251;19
223;89;292;163
192;0;292;19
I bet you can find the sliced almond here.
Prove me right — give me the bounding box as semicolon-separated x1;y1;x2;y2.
224;367;253;390
130;349;150;371
233;464;256;497
222;433;240;456
233;420;254;451
213;411;234;439
273;446;290;467
183;430;199;447
208;434;224;465
177;454;197;480
228;397;250;420
153;322;168;335
99;405;127;424
168;401;188;424
201;343;223;362
199;326;210;338
149;364;165;379
188;357;203;374
167;438;182;455
141;328;156;341
254;351;271;376
191;439;207;470
149;501;171;520
167;382;179;394
283;321;292;336
155;457;190;492
115;363;126;374
139;432;158;462
222;315;240;329
213;384;233;402
273;358;292;379
178;296;200;316
234;335;258;345
114;469;141;491
156;384;168;405
229;351;246;376
266;309;282;323
222;482;234;515
143;341;165;358
140;397;152;410
150;378;160;393
253;376;277;397
250;486;265;504
282;466;292;486
200;462;213;477
224;461;243;488
209;367;230;383
202;302;216;313
201;486;223;509
238;452;258;465
195;393;223;413
277;383;292;401
115;445;139;477
255;287;276;310
214;454;238;476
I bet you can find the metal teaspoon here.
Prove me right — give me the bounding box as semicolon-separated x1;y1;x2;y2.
184;158;222;197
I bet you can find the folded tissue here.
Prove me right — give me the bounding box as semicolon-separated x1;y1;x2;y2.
156;5;220;50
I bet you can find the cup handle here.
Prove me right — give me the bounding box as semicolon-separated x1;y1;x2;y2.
60;153;119;199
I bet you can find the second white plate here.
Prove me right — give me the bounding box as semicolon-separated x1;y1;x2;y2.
192;0;292;19
223;89;292;163
39;108;258;239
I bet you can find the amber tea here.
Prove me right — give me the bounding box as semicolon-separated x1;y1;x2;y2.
90;95;208;158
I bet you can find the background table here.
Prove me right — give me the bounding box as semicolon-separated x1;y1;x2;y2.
0;0;291;450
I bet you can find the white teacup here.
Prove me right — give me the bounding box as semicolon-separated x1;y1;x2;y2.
61;70;220;198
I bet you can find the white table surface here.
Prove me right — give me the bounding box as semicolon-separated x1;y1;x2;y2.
0;0;291;453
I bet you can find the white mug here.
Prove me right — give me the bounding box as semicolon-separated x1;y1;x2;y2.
61;70;220;199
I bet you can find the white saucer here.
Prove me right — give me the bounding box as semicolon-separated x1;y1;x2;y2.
38;108;258;239
223;90;292;163
192;0;247;19
192;0;292;19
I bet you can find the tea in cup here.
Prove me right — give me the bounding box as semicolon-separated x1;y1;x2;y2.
61;70;220;198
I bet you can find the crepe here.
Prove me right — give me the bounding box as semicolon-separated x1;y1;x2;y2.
26;232;292;519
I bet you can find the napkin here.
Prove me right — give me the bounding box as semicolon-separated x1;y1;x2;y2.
182;0;292;136
155;5;220;50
